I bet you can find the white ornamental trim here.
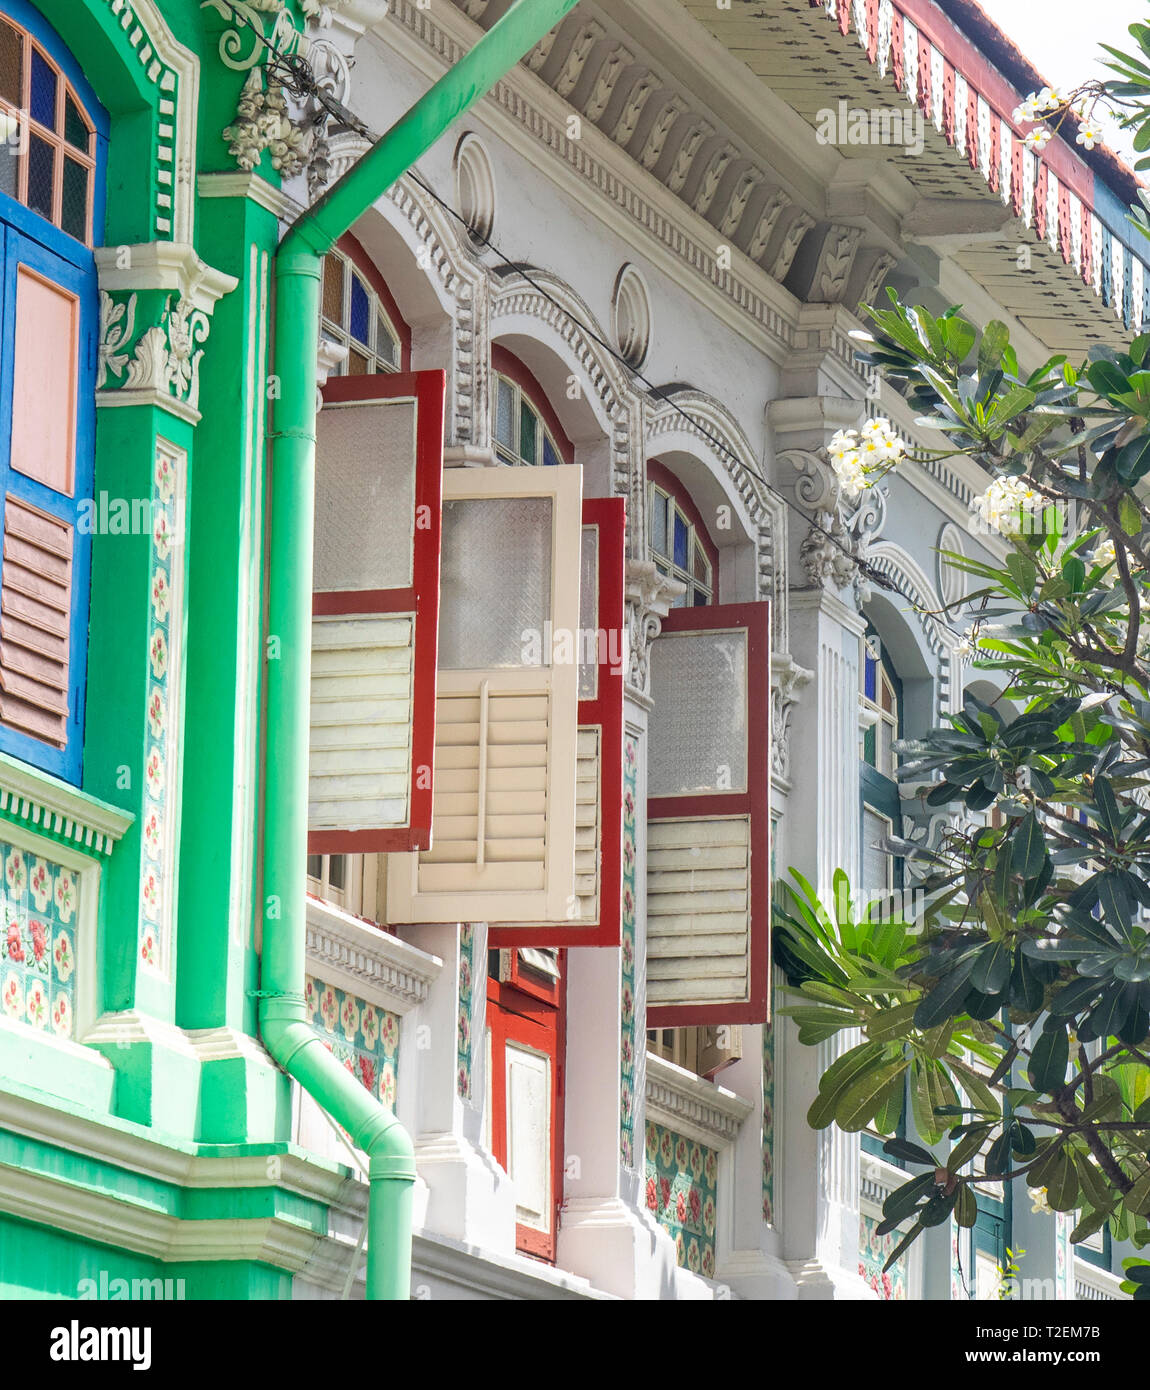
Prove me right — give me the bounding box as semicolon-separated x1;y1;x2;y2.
645;1053;753;1148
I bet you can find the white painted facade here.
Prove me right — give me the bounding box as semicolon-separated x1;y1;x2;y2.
281;0;1135;1300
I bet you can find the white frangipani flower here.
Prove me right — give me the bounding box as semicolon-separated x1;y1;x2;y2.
971;475;1045;536
825;419;905;499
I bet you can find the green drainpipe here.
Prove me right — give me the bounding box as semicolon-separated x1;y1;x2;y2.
261;0;584;1301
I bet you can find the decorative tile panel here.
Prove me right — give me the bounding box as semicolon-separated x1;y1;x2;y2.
0;841;79;1039
859;1211;909;1299
761;1020;775;1223
644;1120;718;1278
138;443;184;975
619;734;637;1167
305;974;400;1108
456;922;475;1100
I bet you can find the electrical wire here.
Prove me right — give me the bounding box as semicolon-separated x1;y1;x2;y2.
222;0;977;646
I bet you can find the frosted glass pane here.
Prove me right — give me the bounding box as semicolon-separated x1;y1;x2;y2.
649;629;747;795
578;525;598;700
506;1043;550;1229
439;497;552;669
314;399;417;592
863;808;893;894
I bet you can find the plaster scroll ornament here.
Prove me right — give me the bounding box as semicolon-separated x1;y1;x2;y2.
201;0;302;71
624;560;683;701
100;293;212;411
98;292;138;391
769;653;812;783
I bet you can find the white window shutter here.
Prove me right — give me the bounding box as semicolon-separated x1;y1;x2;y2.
489;496;626;947
387;464;584;923
646;601;771;1025
309;371;444;854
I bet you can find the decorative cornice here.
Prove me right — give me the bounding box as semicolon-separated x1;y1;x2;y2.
197;169;295;217
645;1053;753;1148
305;896;443;1012
95;244;237;313
0;753;133;858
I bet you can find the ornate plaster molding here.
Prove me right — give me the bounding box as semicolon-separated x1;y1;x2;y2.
304;896;443;1013
624;560;683;706
770;652;813;789
645;1053;753;1149
96;291;213;414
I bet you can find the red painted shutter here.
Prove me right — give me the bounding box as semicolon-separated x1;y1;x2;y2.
489;496;626;948
308;370;444;853
646;601;771;1026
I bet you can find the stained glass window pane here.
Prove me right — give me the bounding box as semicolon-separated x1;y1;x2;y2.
693;588;709;607
673;511;688;569
349;275;370;345
693;539;709;583
347;348;369;376
63;93;88;151
0;122;17;200
27;133;54;219
542;435;560;469
376;315;396;367
61;156;87;241
0;21;21;106
881;673;894;714
649;628;748;796
495;377;515;450
651;490;668;557
322;255;343;323
864;649;877;701
438;497;553;669
519;401;538;466
29;47;55;129
879;719;894;777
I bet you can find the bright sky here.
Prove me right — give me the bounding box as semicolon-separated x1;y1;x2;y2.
979;0;1145;165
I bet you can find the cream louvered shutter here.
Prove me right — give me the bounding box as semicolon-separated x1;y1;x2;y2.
488;496;626;947
387;464;584;924
647;602;771;1026
309;371;445;853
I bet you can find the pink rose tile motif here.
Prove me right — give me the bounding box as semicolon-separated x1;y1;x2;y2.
456;923;475;1100
644;1120;718;1278
859;1212;909;1300
138;447;183;973
306;974;400;1109
0;842;78;1040
619;736;637;1168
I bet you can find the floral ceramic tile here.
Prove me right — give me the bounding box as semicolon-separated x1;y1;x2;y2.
305;975;400;1108
644;1120;718;1278
619;736;637;1168
0;843;78;1039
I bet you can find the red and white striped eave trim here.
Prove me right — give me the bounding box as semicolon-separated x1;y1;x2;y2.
812;0;1147;331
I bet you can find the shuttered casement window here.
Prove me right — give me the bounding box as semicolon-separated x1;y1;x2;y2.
309;370;445;853
489;495;626;948
0;226;95;783
387;463;584;924
646;602;770;1025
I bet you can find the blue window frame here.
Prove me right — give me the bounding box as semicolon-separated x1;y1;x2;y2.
0;3;106;785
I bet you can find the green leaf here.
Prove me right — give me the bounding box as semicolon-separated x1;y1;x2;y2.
883;1137;937;1167
1120;495;1144;535
914;955;978;1029
882;1221;926;1273
1028;1017;1069;1095
1046;1149;1080;1211
978;321;1010;374
880;1171;936;1226
1124;1166;1150;1216
954;1183;978;1228
866;1001;921;1043
835;1058;911;1132
970;940;1012;995
1011;812;1047;880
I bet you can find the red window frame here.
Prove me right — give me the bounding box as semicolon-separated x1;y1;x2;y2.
488;496;625;949
491;344;576;465
487;950;567;1262
333;231;413;373
309;369;445;854
647;458;721;601
646;600;771;1027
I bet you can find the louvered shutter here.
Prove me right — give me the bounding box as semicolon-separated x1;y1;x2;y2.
309;371;445;853
647;602;770;1025
387;464;584;924
489;496;626;947
0;229;94;784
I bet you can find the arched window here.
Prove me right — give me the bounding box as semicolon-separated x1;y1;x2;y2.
859;625;903;896
0;12;99;244
647;460;719;608
491;346;572;468
320;234;409;377
0;6;106;784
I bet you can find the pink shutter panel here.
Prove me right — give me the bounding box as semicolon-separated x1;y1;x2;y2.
646;601;771;1026
489;496;626;948
308;370;444;854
